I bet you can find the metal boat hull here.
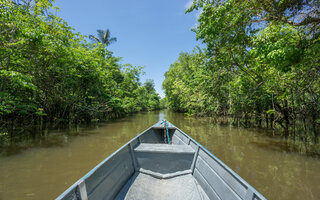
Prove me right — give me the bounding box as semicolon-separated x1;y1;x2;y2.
56;121;266;200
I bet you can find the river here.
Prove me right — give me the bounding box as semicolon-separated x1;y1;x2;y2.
0;110;319;199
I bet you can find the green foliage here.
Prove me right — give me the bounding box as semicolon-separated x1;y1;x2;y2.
164;0;320;142
0;0;160;127
159;97;167;109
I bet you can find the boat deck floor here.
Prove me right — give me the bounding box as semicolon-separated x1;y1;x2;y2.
116;172;209;200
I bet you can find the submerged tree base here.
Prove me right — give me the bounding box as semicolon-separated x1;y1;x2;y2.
184;115;320;157
0;109;164;156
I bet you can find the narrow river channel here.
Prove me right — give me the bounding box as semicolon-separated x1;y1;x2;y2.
0;110;319;199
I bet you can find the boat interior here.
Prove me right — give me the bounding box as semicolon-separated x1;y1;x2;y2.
58;121;264;200
115;124;205;200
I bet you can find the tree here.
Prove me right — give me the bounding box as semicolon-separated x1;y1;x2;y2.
0;0;160;134
89;29;117;46
144;79;156;93
163;0;320;149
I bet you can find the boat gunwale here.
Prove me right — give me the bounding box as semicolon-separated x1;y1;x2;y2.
174;126;266;200
55;126;153;200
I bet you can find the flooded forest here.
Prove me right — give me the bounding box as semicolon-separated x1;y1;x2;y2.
0;0;319;199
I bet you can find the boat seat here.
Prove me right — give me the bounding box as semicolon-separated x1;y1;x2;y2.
134;143;195;154
133;143;195;175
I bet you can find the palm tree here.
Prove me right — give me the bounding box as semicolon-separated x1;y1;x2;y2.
89;29;117;46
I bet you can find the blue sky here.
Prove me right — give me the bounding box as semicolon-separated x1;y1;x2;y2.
54;0;202;98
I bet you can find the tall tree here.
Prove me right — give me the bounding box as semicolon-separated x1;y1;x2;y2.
0;0;160;134
163;0;320;148
144;79;156;93
89;29;117;46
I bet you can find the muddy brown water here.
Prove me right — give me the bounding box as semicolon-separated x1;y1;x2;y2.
0;110;319;199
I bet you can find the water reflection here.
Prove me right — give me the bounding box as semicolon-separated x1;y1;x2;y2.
0;110;319;200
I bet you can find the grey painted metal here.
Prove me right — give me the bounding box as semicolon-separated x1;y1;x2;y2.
196;156;242;199
115;172;140;200
172;125;266;200
193;168;221;200
245;188;254;200
56;126;153;200
134;143;194;153
86;146;134;199
138;168;192;179
191;145;200;174
78;180;88;200
128;143;138;170
56;120;266;200
152;120;176;129
122;173;203;200
134;150;194;174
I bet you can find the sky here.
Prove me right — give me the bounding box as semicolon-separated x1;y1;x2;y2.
54;0;202;98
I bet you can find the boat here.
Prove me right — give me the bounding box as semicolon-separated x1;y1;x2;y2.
56;120;266;200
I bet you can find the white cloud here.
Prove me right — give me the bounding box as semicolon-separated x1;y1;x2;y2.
184;0;193;10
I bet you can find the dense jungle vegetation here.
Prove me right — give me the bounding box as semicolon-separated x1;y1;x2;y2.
0;0;161;132
163;0;320;146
